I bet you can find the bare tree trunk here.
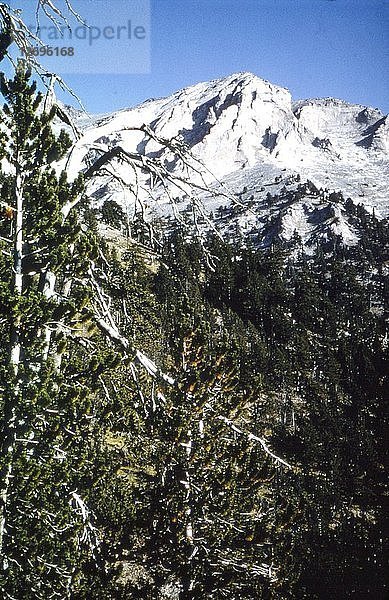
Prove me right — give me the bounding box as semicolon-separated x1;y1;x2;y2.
179;426;196;600
179;342;196;599
10;169;24;366
0;167;24;565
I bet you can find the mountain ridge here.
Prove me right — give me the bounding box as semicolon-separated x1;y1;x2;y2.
58;71;388;249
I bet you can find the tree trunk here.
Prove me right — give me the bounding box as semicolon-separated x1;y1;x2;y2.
0;168;24;565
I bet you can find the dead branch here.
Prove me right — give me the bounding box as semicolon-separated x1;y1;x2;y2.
217;415;292;469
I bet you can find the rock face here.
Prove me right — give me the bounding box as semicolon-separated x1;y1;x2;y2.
60;72;388;248
139;72;309;176
64;72;307;178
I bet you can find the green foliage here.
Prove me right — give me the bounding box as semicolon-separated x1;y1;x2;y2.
101;199;127;230
0;62;387;600
88;226;387;599
0;63;112;598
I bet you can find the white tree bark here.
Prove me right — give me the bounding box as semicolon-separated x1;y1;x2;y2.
0;165;24;565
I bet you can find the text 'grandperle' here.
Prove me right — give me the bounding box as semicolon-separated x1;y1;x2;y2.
27;21;147;46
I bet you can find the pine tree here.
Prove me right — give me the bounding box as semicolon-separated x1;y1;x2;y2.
133;237;294;599
0;61;103;598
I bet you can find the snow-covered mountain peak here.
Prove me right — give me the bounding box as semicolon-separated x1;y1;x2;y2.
60;71;388;250
66;70;303;183
157;71;289;104
293;97;384;139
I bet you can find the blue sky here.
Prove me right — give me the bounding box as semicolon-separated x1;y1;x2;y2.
9;0;389;113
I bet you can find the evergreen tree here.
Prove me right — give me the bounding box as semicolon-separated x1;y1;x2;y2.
0;62;105;598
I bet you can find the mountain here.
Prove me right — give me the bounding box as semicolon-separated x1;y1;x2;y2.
60;72;388;249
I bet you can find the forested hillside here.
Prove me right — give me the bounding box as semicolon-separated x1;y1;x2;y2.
0;16;388;600
80;220;388;599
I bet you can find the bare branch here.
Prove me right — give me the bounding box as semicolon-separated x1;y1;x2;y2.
0;2;87;112
217;415;292;469
88;262;174;384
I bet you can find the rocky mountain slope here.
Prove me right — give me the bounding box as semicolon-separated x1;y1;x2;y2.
60;72;388;249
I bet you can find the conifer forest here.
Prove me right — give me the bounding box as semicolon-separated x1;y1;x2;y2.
0;3;387;599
